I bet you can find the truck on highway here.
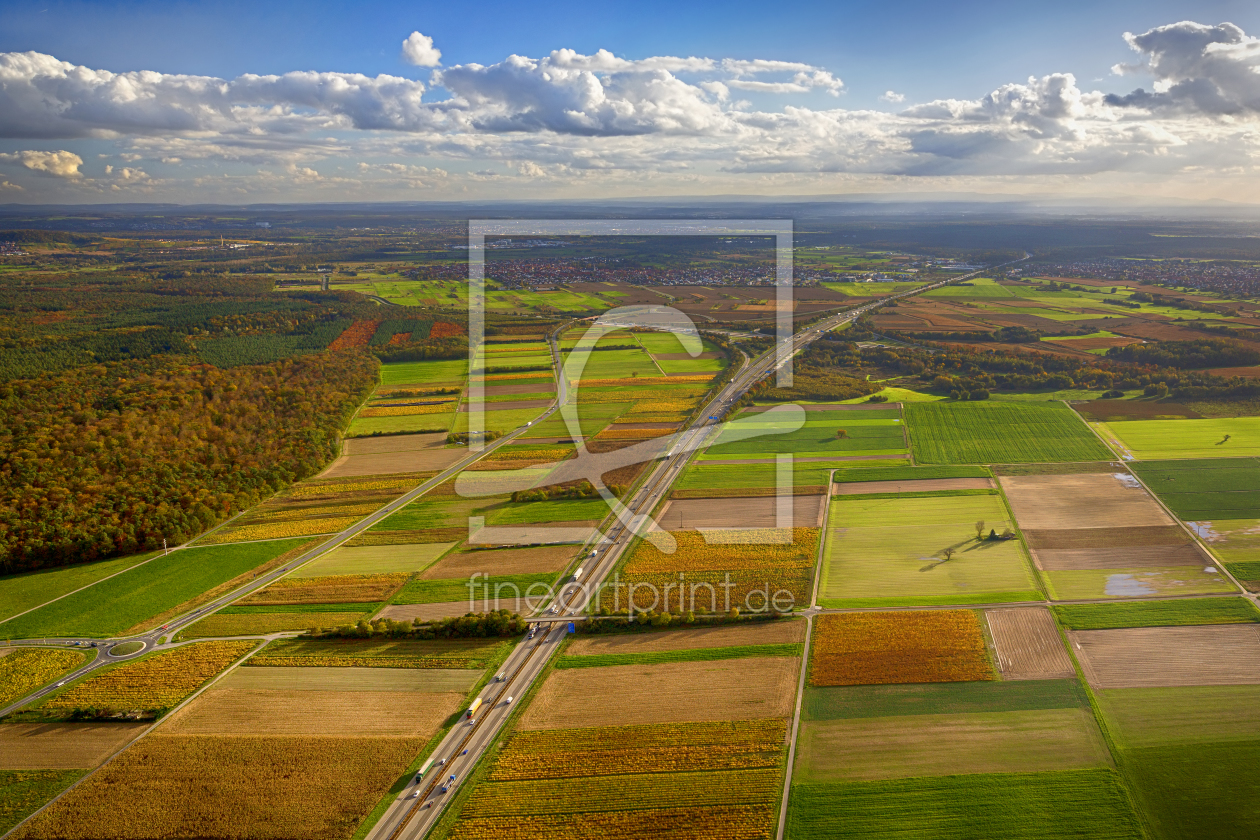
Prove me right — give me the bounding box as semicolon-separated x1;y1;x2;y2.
466;697;483;717
572;566;583;581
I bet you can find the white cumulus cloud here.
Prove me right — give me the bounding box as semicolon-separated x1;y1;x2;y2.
0;149;83;177
880;90;905;103
401;31;442;67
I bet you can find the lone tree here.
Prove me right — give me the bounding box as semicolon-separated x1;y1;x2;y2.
836;429;849;439
942;547;955;561
974;520;985;540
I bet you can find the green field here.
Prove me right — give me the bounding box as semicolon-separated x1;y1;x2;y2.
702;411;907;459
831;465;991;484
0;553;156;624
1;539;313;639
1100;417;1260;460
392;572;557;606
347;411;456;437
905;402;1112;464
379;359;468;387
1122;741;1260;840
565;347;659;380
292;543;455;577
524;401;631;438
1040;567;1236;600
371;496;485;532
554;642;801;670
1129;458;1260;518
819;494;1041;607
450;405;553;435
0;770;85;835
1053;597;1260;629
483;498;610;525
787;770;1144;839
923;278;1017;298
675;461;891;491
1096;685;1260;750
803;680;1087;720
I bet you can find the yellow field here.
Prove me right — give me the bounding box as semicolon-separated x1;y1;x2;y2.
626;529;818;573
0;648;84;707
45;641;254;713
360;402;457;417
240;573;408;605
200;517;359;544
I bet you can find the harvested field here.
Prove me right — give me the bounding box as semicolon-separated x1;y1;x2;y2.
1073;625;1260;688
795;708;1111;782
986;608;1076;680
13;736;420;840
293;543;453;577
239;573;407;604
810;611;993;686
655;496;826;530
999;474;1173;530
1035;544;1209;570
518;657;798;729
1022;525;1188;549
0;723;148;770
161;688;461;737
321;432;463;477
566;620;806;656
376;602;477;622
420;545;576;579
803;679;1086;720
217;665;480;692
833;477;993;494
249;637;509;669
1043;567;1234;600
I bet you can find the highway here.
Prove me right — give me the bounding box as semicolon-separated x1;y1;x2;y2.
366;259;1027;840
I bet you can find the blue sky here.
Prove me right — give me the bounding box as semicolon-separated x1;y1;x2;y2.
1;1;1259;203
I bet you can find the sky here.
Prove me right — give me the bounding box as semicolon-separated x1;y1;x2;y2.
1;0;1259;204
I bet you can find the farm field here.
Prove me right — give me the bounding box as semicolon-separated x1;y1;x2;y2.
240;572;408;604
1053;597;1260;629
787;770;1144;840
1097;417;1260;460
0;770;85;836
1128;457;1260;519
248;636;511;669
321;433;465;478
292;543;455;577
449;719;787;840
178;609;372;638
820;494;1041;607
794;707;1111;781
802;678;1088;721
905;401;1112;464
519;657;798;729
998;470;1232;599
12;735;422;840
0;648;86;707
0;540;312;639
656;495;827;530
1072;625;1260;688
809;611;994;686
0;722;148;770
34;640;255;717
985;607;1077;680
0;553;156;624
701;409;908;460
565;619;805;656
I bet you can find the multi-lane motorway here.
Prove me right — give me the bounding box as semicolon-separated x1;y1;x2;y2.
366;259;1025;840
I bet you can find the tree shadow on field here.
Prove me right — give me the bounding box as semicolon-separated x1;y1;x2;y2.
919;535;1004;572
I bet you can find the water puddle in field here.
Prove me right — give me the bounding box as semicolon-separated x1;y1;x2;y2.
1113;473;1142;488
1105;574;1157;596
1187;521;1220;541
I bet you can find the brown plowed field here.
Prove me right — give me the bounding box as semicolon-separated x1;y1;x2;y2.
985;607;1076;680
421;545;576;579
376;602;478;622
833;477;993;495
1035;544;1210;570
162;689;460;737
459;399;553;412
322;432;463;478
656;495;826;530
0;723;148;770
565;620;806;656
1022;525;1189;550
1000;474;1174;530
484;382;556;396
1210;366;1260;378
1073;625;1260;688
518;658;798;730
